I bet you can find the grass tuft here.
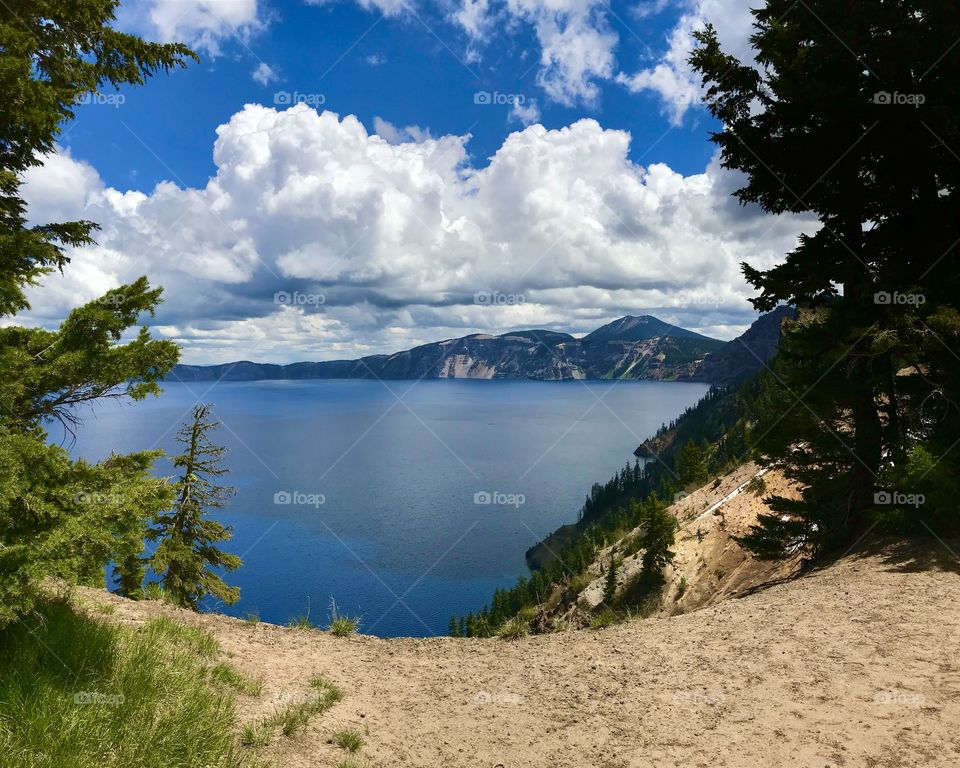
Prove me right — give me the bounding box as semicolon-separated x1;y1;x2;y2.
333;728;364;753
327;597;359;637
287;614;314;629
142;583;177;604
329;617;358;637
240;723;272;747
243;676;343;746
497;616;528;640
590;608;618;629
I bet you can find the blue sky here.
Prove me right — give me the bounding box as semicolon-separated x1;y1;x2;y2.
18;0;810;364
65;0;715;189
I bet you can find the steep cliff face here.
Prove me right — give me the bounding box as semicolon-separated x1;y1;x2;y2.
171;311;790;384
534;463;804;631
687;305;796;386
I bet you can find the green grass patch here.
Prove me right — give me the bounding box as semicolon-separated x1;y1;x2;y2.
210;663;262;696
142;583;177;605
333;728;364;752
328;617;358;637
143;616;221;658
239;723;272;748
0;599;243;768
516;605;538;622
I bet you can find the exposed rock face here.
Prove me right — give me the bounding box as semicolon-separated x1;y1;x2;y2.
686;305;796;386
541;463;804;629
171;311;790;385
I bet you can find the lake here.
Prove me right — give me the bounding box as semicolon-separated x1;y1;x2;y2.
68;379;708;636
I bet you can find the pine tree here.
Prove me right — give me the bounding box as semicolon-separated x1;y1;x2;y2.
638;498;675;582
448;615;461;637
690;1;960;555
147;404;241;609
0;2;194;624
677;441;708;486
113;549;146;599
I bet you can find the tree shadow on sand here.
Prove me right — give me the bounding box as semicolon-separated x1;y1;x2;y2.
849;536;960;575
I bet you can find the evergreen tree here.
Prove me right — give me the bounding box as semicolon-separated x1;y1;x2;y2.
147;404;241;609
637;498;675;581
448;615;461;637
0;0;194;624
113;549;146;599
691;1;960;556
677;440;708;486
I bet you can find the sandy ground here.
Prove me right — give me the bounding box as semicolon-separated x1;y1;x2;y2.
81;542;960;768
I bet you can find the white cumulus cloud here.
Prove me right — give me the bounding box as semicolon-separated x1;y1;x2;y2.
117;0;266;55
17;105;812;363
617;0;757;124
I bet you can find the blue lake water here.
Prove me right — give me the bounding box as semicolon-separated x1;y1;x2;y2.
67;379;708;636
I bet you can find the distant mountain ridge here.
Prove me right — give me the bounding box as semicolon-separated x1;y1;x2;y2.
171;311;792;386
582;315;716;344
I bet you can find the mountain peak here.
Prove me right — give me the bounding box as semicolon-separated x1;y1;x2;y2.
582;315;718;344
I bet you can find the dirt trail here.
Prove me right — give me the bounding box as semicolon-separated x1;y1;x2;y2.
82;544;960;768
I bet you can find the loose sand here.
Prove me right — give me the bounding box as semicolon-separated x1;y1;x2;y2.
81;542;960;768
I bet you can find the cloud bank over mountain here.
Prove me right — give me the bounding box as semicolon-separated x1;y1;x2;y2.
18;104;811;363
